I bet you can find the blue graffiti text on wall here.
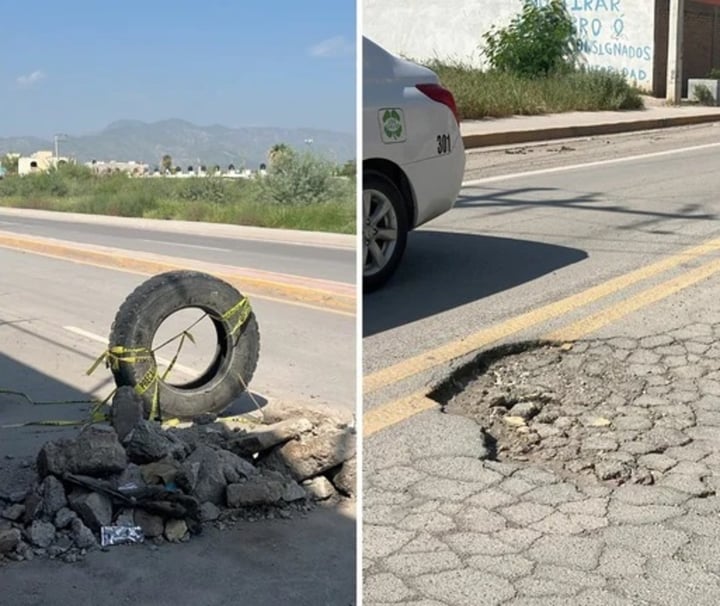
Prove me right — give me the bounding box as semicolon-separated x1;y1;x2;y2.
577;40;652;62
531;0;621;11
570;0;621;11
596;65;648;81
574;16;627;38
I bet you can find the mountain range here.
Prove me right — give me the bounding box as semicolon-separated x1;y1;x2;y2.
0;119;355;169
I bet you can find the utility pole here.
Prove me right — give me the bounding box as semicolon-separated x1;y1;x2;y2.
54;133;68;165
666;0;684;104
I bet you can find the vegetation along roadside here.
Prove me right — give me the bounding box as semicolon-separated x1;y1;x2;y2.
422;0;644;120
0;149;355;235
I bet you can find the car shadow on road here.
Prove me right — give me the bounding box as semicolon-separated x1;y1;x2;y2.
455;186;717;224
0;350;267;460
363;231;587;336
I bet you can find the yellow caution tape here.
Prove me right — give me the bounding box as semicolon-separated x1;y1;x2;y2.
222;297;253;336
5;294;254;429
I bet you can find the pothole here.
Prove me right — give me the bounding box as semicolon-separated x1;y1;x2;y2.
431;340;701;487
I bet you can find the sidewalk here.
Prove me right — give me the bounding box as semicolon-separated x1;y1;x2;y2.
461;97;720;149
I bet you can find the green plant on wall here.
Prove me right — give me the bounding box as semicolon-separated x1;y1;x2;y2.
707;67;720;79
482;0;579;78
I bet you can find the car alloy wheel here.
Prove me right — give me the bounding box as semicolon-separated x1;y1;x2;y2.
363;188;399;277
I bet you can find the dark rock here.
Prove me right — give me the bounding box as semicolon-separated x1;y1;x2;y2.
281;478;308;502
29;520;55;548
0;528;21;553
54;534;73;551
134;509;164;538
70;518;97;549
262;427;356;482
199;502;220;522
37;425;127;478
47;544;66;558
124;420;187;464
35;441;70;479
23;489;43;523
68;490;112;531
192;413;217;426
226;478;285;507
54;507;76;530
41;476;67;518
71;424;128;475
216;448;257;484
110;386;144;441
182;446;228;505
1;504;25;522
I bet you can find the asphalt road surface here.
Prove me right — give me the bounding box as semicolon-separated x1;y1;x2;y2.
0;209;354;284
363;124;720;605
364;124;720;406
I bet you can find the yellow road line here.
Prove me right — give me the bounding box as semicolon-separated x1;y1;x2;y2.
364;392;437;437
364;236;720;394
0;232;356;315
363;254;720;437
546;256;720;342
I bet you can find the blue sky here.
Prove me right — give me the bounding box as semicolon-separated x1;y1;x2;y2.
1;0;356;138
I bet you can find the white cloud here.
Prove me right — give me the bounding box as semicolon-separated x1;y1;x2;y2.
16;70;45;87
308;36;354;58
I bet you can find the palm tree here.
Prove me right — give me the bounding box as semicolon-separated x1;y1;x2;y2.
161;154;173;173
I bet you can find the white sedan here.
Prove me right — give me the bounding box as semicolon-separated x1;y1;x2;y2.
363;36;466;292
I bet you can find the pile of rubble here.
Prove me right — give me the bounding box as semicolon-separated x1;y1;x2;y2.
0;388;356;564
440;340;689;485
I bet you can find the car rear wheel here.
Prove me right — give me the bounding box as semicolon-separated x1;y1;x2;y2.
363;170;409;292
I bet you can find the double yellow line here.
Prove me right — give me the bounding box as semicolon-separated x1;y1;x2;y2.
364;235;720;437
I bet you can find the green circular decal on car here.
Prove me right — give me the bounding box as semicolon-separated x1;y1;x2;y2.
382;109;403;140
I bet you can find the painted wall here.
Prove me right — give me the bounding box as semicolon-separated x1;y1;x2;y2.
364;0;656;90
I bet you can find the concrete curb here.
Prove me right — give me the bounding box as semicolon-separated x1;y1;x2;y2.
0;230;356;314
462;113;720;149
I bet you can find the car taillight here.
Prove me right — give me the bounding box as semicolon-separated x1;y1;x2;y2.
416;83;460;124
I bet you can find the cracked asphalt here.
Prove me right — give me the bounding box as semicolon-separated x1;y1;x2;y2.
363;127;720;605
365;302;720;605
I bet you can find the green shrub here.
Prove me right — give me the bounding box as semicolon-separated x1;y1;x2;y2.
177;177;228;203
482;0;579;78
262;151;343;206
0;156;355;232
693;83;715;106
567;67;643;110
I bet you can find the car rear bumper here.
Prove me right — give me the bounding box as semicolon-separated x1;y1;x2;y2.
405;139;466;228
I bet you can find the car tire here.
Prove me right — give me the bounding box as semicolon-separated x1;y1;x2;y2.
108;270;260;419
363;170;409;292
